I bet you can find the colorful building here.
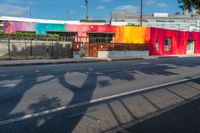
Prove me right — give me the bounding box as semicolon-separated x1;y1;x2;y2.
149;28;200;56
1;16;200;58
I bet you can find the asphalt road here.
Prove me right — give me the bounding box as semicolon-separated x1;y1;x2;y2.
120;96;200;133
1;57;200;132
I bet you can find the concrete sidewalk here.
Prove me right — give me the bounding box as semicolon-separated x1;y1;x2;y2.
0;57;108;67
0;55;199;67
0;57;157;67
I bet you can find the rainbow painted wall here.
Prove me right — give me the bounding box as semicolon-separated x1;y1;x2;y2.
3;21;150;44
3;21;200;56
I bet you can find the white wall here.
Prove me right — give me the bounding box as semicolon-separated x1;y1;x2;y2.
73;51;81;58
0;16;80;24
98;51;149;59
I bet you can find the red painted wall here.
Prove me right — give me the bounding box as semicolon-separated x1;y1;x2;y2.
185;31;200;54
149;28;200;56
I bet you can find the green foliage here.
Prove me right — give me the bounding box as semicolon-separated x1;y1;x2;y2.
0;32;5;39
2;32;60;40
178;0;200;14
0;31;3;36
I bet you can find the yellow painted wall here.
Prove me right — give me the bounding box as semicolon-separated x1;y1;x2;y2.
114;26;150;44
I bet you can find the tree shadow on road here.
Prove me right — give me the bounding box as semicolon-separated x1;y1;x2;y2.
0;57;200;132
0;72;55;120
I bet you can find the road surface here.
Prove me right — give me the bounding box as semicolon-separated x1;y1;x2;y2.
118;96;200;133
0;57;200;132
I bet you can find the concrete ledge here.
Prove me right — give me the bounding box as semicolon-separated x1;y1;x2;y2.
0;58;108;67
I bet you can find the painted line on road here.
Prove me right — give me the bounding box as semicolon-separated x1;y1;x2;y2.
52;68;83;72
1;75;200;126
0;83;17;88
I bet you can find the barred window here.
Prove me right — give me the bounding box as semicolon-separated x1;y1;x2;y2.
89;33;114;43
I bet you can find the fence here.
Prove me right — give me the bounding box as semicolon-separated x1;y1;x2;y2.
0;39;73;59
96;43;149;59
96;43;148;51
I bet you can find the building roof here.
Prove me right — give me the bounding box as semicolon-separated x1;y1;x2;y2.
87;32;115;34
0;16;80;24
112;12;200;21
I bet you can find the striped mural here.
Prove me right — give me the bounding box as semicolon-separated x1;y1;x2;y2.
3;21;35;34
3;21;150;44
3;21;200;56
35;23;65;34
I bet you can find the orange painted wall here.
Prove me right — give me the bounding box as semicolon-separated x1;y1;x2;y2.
4;21;151;45
114;26;150;44
67;24;150;44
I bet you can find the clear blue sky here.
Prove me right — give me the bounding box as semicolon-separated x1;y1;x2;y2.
0;0;182;20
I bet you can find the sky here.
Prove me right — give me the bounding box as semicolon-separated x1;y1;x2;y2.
0;0;183;21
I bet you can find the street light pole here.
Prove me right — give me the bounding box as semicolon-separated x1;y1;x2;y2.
67;9;70;20
85;0;89;20
140;0;143;26
29;7;32;18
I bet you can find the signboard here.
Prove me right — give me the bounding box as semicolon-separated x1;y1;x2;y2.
153;13;169;18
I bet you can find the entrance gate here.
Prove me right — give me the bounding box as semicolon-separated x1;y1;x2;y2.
73;36;98;57
89;43;98;57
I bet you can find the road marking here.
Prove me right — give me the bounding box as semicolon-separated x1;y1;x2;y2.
0;83;16;88
35;70;40;73
52;68;82;72
1;75;200;126
138;62;151;65
0;74;7;77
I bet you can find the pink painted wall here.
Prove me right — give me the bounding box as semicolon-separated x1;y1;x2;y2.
3;21;35;34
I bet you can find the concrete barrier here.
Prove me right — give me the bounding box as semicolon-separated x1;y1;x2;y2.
0;40;73;58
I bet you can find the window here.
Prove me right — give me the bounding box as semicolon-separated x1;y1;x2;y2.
164;38;171;52
47;32;76;42
0;20;3;32
156;37;159;51
60;34;75;42
89;33;114;43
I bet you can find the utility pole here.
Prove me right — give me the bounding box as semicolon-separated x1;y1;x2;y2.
67;9;70;20
29;7;32;18
140;0;143;26
85;0;89;20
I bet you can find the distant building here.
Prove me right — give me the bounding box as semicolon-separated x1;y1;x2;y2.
0;19;3;32
0;16;200;58
111;12;200;31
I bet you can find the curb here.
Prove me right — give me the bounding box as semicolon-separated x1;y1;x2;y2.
0;55;198;67
0;59;109;67
0;58;149;67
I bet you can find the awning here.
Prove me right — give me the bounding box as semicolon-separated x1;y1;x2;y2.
47;30;77;33
87;32;115;34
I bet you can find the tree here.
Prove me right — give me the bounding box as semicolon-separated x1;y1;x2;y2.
178;0;200;14
193;0;200;14
0;31;4;38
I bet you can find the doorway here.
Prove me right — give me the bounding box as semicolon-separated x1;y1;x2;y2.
186;40;195;55
89;43;98;57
